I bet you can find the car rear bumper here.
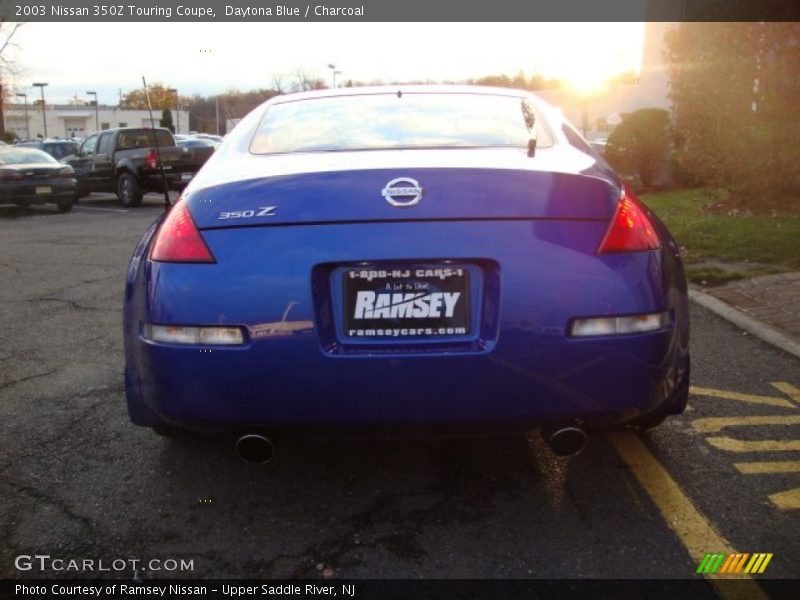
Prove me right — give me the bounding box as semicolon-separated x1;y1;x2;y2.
124;218;689;433
142;171;194;192
128;325;684;433
0;182;76;205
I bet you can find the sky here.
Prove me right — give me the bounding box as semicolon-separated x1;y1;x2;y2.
4;22;646;105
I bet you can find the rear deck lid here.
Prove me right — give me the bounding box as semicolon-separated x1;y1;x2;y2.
187;158;619;230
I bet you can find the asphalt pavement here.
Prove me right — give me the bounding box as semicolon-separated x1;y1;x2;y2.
0;195;798;591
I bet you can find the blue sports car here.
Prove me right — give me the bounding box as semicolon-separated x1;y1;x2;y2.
123;86;689;462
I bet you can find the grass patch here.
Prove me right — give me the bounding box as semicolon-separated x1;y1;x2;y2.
683;266;748;287
641;188;800;271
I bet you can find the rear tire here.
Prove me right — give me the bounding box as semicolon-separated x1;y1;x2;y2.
152;423;178;438
627;412;668;431
626;356;690;431
57;197;74;213
117;172;143;207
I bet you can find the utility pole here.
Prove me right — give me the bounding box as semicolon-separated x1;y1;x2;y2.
16;93;30;139
86;91;99;131
168;88;179;133
33;82;49;138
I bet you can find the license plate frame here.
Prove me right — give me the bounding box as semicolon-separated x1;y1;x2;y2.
35;186;52;195
342;265;472;340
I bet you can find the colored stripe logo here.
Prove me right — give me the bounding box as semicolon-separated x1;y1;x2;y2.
697;553;773;574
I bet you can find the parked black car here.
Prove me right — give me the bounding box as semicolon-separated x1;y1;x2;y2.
63;128;207;207
15;139;80;161
0;147;77;212
176;138;217;168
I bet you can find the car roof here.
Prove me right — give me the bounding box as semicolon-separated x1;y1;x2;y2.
0;146;54;159
89;127;173;134
267;84;536;106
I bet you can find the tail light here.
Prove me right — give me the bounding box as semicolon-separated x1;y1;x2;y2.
598;185;661;253
150;202;215;263
145;149;157;170
55;167;75;178
0;170;23;180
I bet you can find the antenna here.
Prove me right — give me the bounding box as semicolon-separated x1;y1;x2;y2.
142;76;172;212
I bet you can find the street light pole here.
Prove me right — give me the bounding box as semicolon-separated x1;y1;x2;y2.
16;93;30;139
168;88;179;133
86;91;99;132
32;82;48;138
215;95;220;136
328;64;341;89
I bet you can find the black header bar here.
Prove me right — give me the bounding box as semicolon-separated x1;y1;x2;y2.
3;0;800;23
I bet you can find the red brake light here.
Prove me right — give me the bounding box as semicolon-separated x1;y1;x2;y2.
598;186;661;253
150;203;215;263
0;170;23;180
145;149;157;170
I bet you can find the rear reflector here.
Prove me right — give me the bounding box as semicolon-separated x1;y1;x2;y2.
598;187;661;253
150;202;215;263
570;312;668;337
144;324;245;345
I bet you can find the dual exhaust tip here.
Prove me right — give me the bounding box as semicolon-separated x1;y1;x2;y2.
541;426;588;457
235;433;275;464
234;426;587;464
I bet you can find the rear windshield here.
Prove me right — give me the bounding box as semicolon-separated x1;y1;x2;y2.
117;130;175;150
179;139;216;148
250;93;553;154
44;143;78;159
0;148;58;165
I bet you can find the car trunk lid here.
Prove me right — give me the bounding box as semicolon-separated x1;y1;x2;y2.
187;165;619;230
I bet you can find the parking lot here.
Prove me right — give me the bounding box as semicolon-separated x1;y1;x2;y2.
0;195;798;591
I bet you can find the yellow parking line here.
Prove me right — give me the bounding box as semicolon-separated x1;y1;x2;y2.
769;488;800;510
689;386;795;409
608;432;768;599
771;382;800;405
692;415;800;434
707;437;800;452
734;461;800;474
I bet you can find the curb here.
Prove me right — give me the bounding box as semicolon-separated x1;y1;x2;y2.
689;287;800;361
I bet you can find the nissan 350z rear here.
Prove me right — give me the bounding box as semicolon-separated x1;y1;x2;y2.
123;86;690;458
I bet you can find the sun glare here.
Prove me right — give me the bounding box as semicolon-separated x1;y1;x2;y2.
539;23;645;94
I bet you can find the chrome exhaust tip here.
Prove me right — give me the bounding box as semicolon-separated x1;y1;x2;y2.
235;433;275;464
543;426;588;457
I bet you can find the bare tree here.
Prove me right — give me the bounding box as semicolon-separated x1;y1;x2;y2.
0;21;23;139
269;72;287;94
290;68;325;92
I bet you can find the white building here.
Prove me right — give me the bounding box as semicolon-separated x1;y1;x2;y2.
3;103;190;140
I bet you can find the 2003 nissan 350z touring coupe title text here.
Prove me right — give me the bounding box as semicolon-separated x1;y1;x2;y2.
123;86;689;462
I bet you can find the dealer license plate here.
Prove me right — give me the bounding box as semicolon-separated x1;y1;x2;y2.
343;266;471;339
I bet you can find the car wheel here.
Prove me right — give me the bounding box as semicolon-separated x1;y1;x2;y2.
151;423;184;438
117;172;143;207
57;197;74;213
627;412;668;430
625;359;690;431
